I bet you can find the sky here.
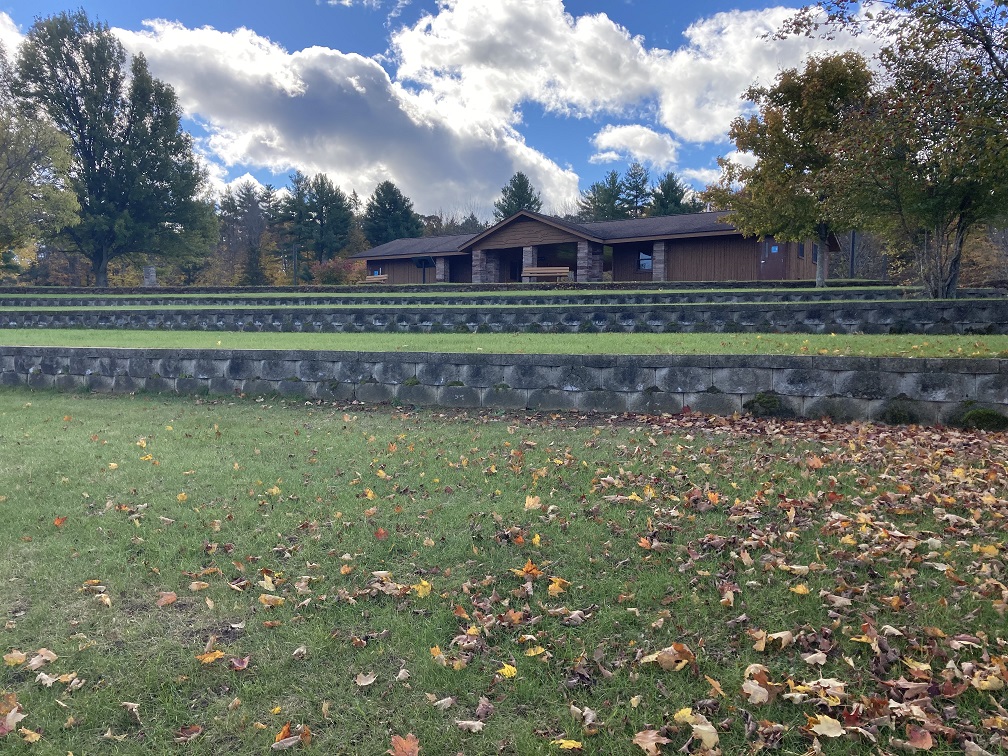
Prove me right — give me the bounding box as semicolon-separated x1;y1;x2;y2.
0;0;872;218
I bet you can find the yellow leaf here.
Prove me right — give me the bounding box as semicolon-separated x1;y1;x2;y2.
497;663;517;678
550;739;582;750
524;646;546;657
258;594;285;608
808;714;845;737
189;581;210;592
412;580;432;598
3;650;26;667
20;727;42;743
364;488;376;500
195;650;225;664
790;584;810;595
548;576;570;597
531;533;541;547
177;492;187;502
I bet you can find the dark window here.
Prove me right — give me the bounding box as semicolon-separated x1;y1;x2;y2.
638;250;652;271
812;243;819;263
797;242;804;259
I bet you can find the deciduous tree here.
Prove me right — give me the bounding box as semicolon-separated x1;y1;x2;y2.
704;52;873;287
14;11;216;287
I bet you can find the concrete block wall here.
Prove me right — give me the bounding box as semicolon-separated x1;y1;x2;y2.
2;299;1007;335
1;346;1005;425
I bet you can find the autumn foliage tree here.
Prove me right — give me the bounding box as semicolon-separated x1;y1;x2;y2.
704;52;873;287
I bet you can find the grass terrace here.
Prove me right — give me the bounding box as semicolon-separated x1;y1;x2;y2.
1;329;1007;358
0;391;1006;754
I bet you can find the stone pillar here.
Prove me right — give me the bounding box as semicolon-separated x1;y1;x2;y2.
577;241;604;282
472;249;486;284
652;241;667;283
435;256;447;283
521;246;538;282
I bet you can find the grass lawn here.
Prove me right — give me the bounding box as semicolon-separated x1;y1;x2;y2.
2;329;1007;358
1;389;1007;754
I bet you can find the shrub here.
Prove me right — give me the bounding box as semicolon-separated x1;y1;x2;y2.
307;257;365;285
958;408;1008;431
743;391;794;418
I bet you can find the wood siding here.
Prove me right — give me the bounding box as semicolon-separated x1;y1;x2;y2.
612;244;653;282
384;259;431;285
665;236;760;281
474;218;581;250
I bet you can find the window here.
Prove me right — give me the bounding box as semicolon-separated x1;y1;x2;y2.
811;243;819;264
797;242;805;259
638;249;652;271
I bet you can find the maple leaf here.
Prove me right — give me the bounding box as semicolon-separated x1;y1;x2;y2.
355;672;377;687
633;729;671;754
640;642;696;672
374;527;389;540
548;576;570;596
53;516;67;527
259;594;285;608
388;733;421;756
807;714;845;737
412;579;432;598
497;663;518;678
156;591;177;607
1;693;27;737
3;650;26;667
229;655;250;671
510;559;543;580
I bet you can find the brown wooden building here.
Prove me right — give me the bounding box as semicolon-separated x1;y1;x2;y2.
351;210;822;284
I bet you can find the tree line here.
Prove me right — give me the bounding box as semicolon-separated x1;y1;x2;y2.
3;5;1006;295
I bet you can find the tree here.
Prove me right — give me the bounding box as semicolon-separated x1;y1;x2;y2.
783;1;1008;97
649;171;704;217
422;210;487;237
0;44;78;255
308;173;353;260
493;172;543;221
829;51;1008;297
578;170;627;222
361;180;423;247
704;52;873;287
619;162;652;218
783;1;1008;297
14;11;216;287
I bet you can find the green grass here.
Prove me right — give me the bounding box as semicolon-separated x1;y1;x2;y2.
1;328;1007;358
1;389;1007;754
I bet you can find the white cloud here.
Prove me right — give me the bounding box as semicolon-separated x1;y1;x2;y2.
589;125;679;170
0;13;24;56
116;19;580;214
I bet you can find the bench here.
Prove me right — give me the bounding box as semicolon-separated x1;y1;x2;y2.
521;266;570;283
364;274;388;284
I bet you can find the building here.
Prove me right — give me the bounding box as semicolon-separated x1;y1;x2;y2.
351;210;822;284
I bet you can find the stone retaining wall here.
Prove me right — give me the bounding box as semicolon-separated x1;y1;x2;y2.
2;346;1005;425
2;298;1008;335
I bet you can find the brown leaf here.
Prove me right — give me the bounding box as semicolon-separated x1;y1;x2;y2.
156;591;177;607
173;724;203;743
455;719;485;732
632;729;671;755
388;732;421;756
355;672;377;687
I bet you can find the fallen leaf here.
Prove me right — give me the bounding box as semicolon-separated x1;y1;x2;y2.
388;732;421;755
633;729;671;754
497;663;517;678
195;650;225;664
173;724;202;743
156;591;177;607
355;672;377;687
455;719;485;732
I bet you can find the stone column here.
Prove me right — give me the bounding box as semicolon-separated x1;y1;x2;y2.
521;246;537;282
472;249;486;284
576;241;604;282
652;241;667;283
435;256;447;283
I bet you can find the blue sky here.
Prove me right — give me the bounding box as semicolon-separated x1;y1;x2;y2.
0;1;869;217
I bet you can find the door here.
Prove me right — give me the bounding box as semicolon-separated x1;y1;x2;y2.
759;238;786;280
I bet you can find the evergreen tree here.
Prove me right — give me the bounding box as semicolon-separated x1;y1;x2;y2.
578;171;627;222
14;10;215;287
619;162;652;218
308;173;353;260
492;172;543;221
361;180;423;247
649;171;704;216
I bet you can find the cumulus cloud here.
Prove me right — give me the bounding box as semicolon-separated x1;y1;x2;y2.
3;2;877;214
589;125;679;170
116;19;580;213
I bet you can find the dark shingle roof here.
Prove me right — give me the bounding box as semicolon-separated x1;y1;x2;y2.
350;233;478;261
352;211;738;261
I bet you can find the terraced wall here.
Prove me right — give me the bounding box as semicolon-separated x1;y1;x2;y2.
3;346;1006;424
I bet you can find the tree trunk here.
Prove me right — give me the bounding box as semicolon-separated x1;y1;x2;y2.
92;251;109;288
815;228;830;288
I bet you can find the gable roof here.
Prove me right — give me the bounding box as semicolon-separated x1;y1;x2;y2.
351;210;738;261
